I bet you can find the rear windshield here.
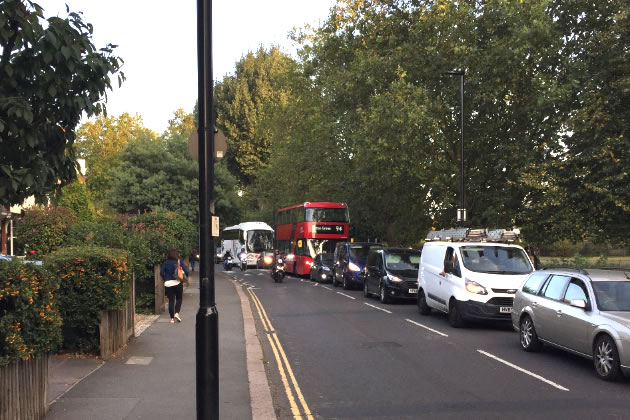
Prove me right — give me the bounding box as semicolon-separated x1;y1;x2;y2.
592;281;630;311
460;246;532;274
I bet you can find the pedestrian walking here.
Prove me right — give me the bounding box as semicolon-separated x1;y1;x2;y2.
190;248;199;271
160;248;189;323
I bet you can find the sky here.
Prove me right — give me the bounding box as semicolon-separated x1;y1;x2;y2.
35;0;336;134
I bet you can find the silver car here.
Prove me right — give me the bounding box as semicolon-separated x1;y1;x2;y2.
512;268;630;381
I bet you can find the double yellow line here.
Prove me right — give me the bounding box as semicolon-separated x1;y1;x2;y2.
247;288;314;420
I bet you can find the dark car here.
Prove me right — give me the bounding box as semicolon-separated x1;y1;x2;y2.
310;253;335;283
256;249;275;269
363;247;421;304
333;242;382;289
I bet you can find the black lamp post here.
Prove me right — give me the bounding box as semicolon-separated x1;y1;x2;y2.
196;0;219;419
445;70;466;225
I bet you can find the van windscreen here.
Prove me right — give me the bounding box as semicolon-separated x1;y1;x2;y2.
460;246;532;274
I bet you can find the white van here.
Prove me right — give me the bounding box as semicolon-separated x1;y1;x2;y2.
418;229;534;327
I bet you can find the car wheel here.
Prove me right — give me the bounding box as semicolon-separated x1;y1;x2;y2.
417;289;431;315
343;276;350;290
379;284;391;304
594;335;623;381
364;280;371;298
519;315;542;352
447;299;465;328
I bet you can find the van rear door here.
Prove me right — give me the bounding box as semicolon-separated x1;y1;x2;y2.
421;244;448;311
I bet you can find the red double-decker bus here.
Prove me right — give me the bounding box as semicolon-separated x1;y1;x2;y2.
275;202;349;276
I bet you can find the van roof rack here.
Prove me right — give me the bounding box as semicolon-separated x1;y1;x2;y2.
425;228;520;243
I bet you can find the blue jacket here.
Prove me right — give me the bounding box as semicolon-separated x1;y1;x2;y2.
160;258;189;282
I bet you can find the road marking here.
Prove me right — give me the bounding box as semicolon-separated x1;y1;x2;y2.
247;286;259;290
247;289;314;419
405;319;448;337
336;292;356;300
312;282;318;286
477;350;570;392
321;286;332;291
364;303;392;314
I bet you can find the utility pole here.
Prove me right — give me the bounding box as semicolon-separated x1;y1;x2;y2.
196;0;218;419
446;70;466;226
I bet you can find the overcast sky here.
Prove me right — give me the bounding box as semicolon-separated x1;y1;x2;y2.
35;0;335;133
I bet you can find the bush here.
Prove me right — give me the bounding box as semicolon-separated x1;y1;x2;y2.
45;247;130;352
0;260;62;367
15;206;77;256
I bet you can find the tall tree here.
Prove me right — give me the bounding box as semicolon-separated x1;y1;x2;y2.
75;113;155;207
214;46;298;186
0;0;123;207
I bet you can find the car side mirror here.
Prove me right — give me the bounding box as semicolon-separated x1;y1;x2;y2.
570;299;587;310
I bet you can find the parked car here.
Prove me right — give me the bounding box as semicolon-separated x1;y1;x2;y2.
418;229;533;327
512;267;630;381
333;241;382;289
310;253;335;283
363;247;421;303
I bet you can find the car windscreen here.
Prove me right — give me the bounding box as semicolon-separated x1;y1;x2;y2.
320;253;334;266
460;246;532;274
349;245;371;261
384;251;421;277
592;281;630;311
246;230;274;253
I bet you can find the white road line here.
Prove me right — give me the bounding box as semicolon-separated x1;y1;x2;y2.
247;286;259;290
477;350;570;392
312;282;319;286
336;292;356;300
321;286;333;291
405;319;448;337
364;303;392;314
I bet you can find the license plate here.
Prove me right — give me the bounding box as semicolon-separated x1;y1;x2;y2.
499;306;513;313
408;288;418;294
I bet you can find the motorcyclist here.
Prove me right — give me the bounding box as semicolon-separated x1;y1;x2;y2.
239;247;247;270
223;250;233;269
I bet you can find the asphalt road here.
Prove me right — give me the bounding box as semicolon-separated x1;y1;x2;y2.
222;266;630;420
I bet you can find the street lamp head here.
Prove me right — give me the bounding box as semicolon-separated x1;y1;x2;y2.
445;70;465;76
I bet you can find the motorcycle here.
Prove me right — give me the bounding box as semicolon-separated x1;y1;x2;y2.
223;255;233;271
239;252;247;271
271;256;285;283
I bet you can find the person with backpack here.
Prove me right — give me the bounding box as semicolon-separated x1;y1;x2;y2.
160;248;189;323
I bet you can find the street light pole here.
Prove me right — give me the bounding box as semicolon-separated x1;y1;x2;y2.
446;70;466;226
196;0;219;419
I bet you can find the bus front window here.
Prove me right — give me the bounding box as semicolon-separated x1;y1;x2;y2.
246;230;274;253
305;239;339;258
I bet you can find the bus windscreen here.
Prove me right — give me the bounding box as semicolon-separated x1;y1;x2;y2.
246;230;274;253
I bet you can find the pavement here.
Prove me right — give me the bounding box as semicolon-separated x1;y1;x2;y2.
45;269;275;420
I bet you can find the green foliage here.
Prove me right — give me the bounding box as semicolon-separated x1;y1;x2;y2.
53;180;96;222
0;259;62;367
0;0;124;207
215;47;298;186
75;113;156;207
134;292;154;314
45;246;129;352
108;131;198;221
15;206;76;255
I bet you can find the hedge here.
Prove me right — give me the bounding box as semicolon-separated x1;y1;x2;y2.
45;246;130;352
0;259;62;367
15;206;77;256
